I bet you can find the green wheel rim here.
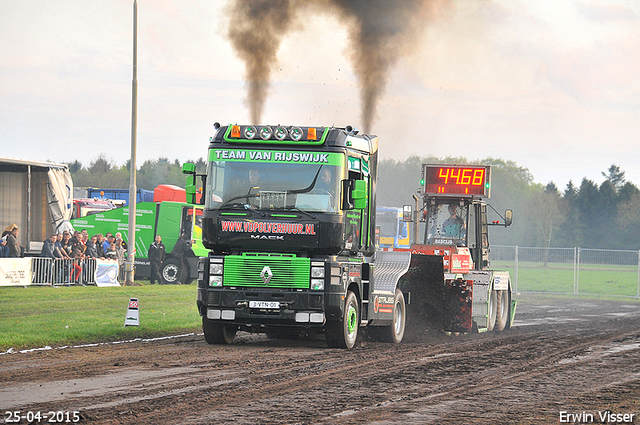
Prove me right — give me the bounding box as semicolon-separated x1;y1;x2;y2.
347;304;357;335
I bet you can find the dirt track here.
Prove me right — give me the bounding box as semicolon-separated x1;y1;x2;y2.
2;294;640;424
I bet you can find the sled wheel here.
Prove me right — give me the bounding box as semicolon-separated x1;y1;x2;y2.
387;289;407;344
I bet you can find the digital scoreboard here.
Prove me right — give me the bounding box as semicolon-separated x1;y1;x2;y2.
422;165;491;197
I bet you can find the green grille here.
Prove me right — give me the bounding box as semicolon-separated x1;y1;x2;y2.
224;254;310;289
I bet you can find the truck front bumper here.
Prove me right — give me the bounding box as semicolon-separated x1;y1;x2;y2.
198;287;326;328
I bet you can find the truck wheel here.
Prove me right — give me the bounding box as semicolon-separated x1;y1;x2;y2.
487;289;498;332
160;258;180;284
325;290;359;349
202;317;237;344
494;290;511;332
160;258;191;285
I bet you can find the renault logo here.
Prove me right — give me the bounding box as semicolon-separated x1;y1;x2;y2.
261;266;273;284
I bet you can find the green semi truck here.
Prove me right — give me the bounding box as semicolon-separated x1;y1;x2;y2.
70;189;206;284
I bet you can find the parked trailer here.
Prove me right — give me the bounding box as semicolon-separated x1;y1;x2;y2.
0;157;73;254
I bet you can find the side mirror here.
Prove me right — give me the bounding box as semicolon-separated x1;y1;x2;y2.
402;205;412;222
341;179;354;210
341;179;367;210
182;163;197;205
504;209;513;227
352;180;367;210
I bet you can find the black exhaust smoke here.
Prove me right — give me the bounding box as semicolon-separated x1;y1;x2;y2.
226;0;446;131
226;0;296;125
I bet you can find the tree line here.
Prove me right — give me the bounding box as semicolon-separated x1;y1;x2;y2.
68;155;640;250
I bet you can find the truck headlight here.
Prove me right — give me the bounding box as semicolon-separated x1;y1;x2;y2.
311;279;324;291
209;263;223;275
209;275;223;286
311;266;325;278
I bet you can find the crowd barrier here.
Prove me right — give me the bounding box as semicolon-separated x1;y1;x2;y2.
0;258;122;287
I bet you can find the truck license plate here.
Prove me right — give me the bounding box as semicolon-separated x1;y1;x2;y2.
249;301;280;309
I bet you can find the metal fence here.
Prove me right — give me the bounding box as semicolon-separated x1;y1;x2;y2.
30;258;124;286
490;246;640;298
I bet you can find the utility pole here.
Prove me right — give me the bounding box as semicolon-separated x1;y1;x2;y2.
125;0;138;285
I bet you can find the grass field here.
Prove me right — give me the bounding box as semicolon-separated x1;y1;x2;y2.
492;261;640;297
0;284;201;352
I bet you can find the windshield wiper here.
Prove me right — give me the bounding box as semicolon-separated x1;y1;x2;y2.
281;206;316;220
285;166;323;195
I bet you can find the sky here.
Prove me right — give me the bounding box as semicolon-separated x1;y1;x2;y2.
1;0;639;190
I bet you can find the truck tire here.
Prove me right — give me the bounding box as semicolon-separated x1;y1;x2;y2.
325;290;359;349
487;289;498;332
202;317;237;345
160;258;192;285
494;290;510;332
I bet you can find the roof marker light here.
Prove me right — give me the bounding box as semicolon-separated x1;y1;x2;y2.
231;125;241;138
259;126;273;140
307;128;317;140
290;127;303;141
244;126;257;139
275;126;287;141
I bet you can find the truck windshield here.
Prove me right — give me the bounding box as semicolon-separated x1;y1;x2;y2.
206;160;342;212
426;202;468;246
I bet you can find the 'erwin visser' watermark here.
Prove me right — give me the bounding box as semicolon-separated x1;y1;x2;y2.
559;410;636;423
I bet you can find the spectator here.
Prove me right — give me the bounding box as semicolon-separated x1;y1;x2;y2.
61;231;73;258
54;232;71;283
5;224;23;258
70;243;85;283
95;234;106;258
171;233;191;284
148;235;166;285
0;233;7;257
80;229;89;244
115;232;128;250
39;233;57;284
85;235;98;258
40;233;57;258
115;238;126;281
102;233;114;253
105;242;117;260
54;233;70;259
